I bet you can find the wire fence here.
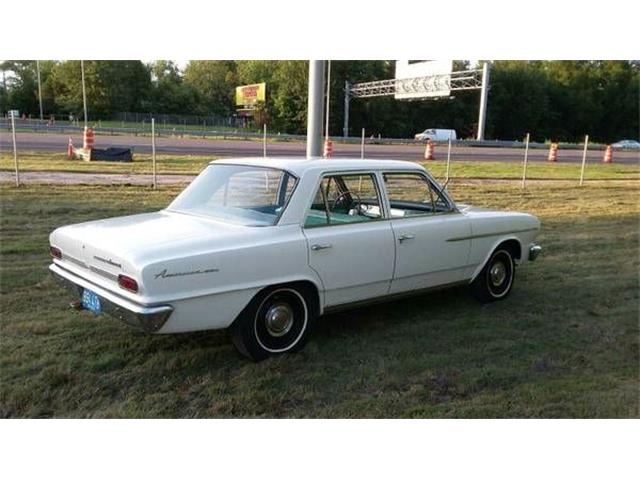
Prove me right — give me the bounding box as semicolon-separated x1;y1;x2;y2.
3;116;631;191
0;116;617;151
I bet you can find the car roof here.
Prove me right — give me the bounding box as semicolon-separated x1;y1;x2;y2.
211;157;424;176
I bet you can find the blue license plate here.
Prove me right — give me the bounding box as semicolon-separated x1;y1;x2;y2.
82;288;102;314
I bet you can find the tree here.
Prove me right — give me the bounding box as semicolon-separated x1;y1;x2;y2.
183;61;237;116
1;61;38;115
49;61;151;119
148;60;200;114
487;61;551;141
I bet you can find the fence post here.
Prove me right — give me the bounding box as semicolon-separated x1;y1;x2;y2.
445;133;453;183
521;133;530;189
360;127;365;159
263;124;267;157
579;134;589;186
11;112;19;187
152;118;157;189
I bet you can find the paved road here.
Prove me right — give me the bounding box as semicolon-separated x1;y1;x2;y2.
2;131;638;164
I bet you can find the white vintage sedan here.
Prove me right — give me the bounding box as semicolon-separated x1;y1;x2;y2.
49;157;541;360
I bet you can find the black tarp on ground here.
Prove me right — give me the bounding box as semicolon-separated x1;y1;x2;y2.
91;148;133;162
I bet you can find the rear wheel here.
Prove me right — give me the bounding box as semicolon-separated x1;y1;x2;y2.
471;249;515;303
231;285;315;361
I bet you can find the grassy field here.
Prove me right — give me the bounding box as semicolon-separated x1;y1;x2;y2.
0;152;213;175
1;151;639;180
0;182;638;418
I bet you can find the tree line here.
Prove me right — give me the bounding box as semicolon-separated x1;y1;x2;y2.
1;60;637;143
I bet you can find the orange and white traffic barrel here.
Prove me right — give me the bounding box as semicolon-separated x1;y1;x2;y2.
67;137;74;157
547;143;558;162
83;127;95;150
603;145;613;163
424;140;435;160
323;138;333;158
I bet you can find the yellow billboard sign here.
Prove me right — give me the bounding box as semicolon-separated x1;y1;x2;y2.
235;83;266;107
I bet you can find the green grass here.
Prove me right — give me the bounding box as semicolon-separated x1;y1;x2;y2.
0;152;213;175
426;159;640;181
0;182;639;418
2;151;639;180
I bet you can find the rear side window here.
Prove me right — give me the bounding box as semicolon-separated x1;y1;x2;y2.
383;172;451;218
305;173;383;227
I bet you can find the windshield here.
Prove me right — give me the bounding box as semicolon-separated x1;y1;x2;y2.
167;164;298;226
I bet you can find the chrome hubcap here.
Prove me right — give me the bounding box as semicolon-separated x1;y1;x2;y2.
490;261;507;286
265;303;294;337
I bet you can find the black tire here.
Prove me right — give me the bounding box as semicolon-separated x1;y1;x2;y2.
231;285;316;361
470;249;515;303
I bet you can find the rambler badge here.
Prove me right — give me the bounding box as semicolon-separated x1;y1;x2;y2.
93;256;122;268
155;268;219;279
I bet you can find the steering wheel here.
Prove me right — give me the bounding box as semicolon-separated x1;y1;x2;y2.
329;191;363;215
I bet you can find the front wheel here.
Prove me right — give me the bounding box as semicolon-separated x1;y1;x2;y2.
470;249;515;303
231;286;315;361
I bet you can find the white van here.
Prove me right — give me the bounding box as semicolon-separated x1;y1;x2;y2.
414;128;457;142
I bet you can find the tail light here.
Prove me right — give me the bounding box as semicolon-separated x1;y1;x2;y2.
50;246;62;259
118;274;139;293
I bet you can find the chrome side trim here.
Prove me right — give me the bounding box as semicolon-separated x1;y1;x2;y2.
89;265;119;282
447;228;538;242
62;253;87;268
323;280;468;314
60;254;119;283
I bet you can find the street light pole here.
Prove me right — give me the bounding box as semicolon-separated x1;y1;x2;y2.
36;60;43;120
476;61;491;141
80;60;88;128
343;81;350;138
324;60;331;140
306;60;325;158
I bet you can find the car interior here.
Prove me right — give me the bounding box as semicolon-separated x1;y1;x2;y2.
305;172;452;227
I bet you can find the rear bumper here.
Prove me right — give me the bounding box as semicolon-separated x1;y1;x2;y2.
50;263;173;333
529;243;542;261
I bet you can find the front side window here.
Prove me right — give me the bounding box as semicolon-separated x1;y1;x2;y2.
383;172;451;218
168;164;297;226
305;173;383;227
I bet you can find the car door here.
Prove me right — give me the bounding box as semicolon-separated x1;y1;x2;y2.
382;171;473;294
302;172;395;307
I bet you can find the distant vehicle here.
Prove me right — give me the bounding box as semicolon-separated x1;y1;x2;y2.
611;140;640;150
414;128;457;142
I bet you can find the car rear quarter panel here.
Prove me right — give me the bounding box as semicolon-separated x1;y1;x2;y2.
143;225;322;333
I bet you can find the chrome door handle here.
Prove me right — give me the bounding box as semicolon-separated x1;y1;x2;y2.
311;243;332;251
398;233;415;243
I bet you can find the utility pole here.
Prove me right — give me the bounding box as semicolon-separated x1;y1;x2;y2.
80;60;88;128
306;60;325;158
152;118;157;189
36;60;43;120
476;61;491;141
343;81;350;138
325;60;331;140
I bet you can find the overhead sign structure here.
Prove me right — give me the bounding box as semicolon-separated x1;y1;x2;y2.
235;83;266;108
394;60;453;100
343;61;490;140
